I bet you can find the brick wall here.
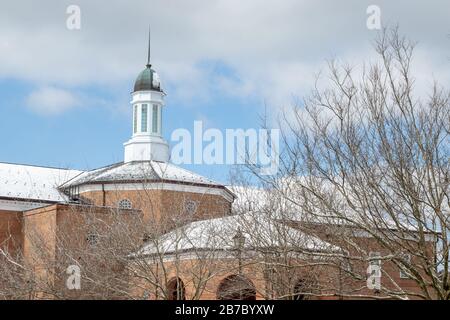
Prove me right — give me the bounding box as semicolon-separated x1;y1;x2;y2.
0;209;23;256
79;187;232;230
131;255;340;300
288;221;436;299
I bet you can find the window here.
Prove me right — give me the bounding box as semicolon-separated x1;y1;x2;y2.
159;106;162;133
118;199;132;210
369;252;381;277
167;277;186;300
247;200;257;211
185;200;198;215
152;104;158;134
216;275;256;300
142;290;150;300
86;232;99;246
133;105;138;134
293;279;312;300
369;252;381;266
141;104;148;132
399;253;411;279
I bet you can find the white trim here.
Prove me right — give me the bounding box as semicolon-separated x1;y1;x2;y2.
138;249;320;263
77;182;234;202
131;91;165;104
0;199;50;211
352;229;436;242
143;250;237;262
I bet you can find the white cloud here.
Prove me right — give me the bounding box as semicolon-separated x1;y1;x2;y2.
1;0;449;115
26;86;78;116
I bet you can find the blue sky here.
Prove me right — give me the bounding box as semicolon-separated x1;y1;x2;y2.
0;0;449;184
0;61;266;183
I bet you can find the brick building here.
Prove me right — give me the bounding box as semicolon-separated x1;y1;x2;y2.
0;39;436;300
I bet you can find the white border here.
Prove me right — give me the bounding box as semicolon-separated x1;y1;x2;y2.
76;182;234;202
0;199;50;211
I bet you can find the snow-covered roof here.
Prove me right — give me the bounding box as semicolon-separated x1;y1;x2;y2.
136;212;341;257
151;161;219;185
230;185;302;220
0;162;82;203
230;179;433;233
60;161;222;188
229;185;267;213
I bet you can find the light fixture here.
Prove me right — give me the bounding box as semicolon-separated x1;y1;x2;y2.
233;228;245;249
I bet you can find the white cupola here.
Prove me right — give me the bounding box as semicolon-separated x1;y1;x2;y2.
123;33;169;163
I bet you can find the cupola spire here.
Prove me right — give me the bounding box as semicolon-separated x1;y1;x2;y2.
147;26;151;67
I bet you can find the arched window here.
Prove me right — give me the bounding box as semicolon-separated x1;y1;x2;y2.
159;106;162;134
118;199;132;210
142;290;150;300
216;275;256;300
133;105;138;134
167;277;186;300
141;104;148;132
293;278;315;300
86;232;99;246
184;200;198;215
152;104;158;134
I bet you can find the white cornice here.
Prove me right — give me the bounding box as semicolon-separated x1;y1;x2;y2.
0;199;50;212
77;182;234;202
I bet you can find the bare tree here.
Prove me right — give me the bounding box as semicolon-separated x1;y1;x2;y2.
2;28;447;301
244;28;449;299
229;183;344;300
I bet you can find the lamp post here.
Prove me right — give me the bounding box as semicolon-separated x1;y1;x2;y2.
233;228;246;275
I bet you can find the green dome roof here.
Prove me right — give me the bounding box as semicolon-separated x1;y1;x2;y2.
133;64;162;92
